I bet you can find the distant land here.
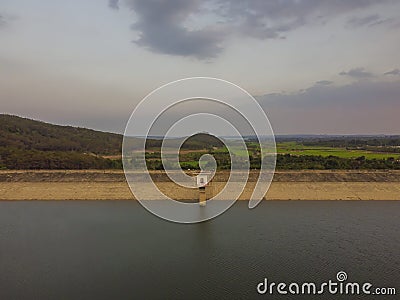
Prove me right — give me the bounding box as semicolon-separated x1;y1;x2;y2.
0;114;122;169
1;114;400;170
0;114;222;169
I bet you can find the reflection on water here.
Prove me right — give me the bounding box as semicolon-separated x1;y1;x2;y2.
0;201;399;299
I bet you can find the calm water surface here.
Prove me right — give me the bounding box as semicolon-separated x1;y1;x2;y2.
0;201;399;299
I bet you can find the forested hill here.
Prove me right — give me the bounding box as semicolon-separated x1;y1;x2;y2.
0;115;223;169
0;114;122;154
0;114;123;169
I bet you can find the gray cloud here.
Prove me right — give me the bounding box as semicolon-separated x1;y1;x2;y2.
260;80;400;107
346;14;398;28
339;68;374;78
110;0;395;59
257;80;400;134
0;14;6;27
122;0;224;59
315;80;333;85
346;14;383;28
384;68;400;76
109;0;119;10
0;13;18;28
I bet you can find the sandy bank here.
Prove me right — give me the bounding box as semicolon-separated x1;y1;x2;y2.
0;182;399;200
0;170;399;200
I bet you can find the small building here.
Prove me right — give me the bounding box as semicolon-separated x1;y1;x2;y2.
196;173;209;187
196;173;210;206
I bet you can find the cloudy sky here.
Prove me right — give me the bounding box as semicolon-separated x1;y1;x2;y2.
1;0;400;134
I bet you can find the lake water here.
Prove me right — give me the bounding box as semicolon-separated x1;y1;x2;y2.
0;201;399;299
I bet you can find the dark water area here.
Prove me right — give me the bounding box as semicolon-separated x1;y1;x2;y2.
0;201;399;299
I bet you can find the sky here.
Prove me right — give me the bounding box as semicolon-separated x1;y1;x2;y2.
1;0;400;135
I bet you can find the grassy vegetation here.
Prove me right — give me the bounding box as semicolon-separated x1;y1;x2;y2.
277;142;400;159
2;114;400;170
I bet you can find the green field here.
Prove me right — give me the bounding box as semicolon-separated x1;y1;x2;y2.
178;141;400;169
277;142;400;159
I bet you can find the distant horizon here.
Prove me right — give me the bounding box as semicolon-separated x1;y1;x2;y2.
3;113;400;137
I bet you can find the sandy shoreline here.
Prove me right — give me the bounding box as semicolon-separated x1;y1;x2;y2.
1;170;400;201
1;181;400;201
